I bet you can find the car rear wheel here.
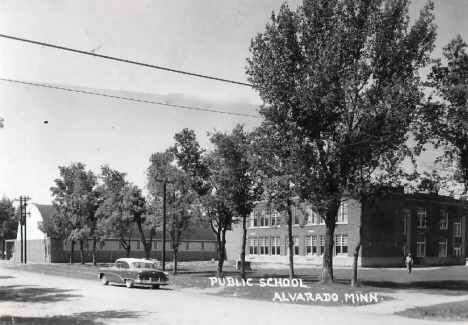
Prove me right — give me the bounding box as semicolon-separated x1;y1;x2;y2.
125;279;134;288
152;284;160;289
101;275;109;285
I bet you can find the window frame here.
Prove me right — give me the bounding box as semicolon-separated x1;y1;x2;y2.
417;237;426;257
438;237;447;257
439;209;448;229
417;208;427;228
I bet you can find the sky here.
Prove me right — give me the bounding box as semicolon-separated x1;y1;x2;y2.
1;0;468;204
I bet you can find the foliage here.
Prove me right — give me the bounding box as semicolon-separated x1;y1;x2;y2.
0;197;17;256
210;125;261;279
247;0;436;282
49;163;99;263
147;149;199;274
173;128;245;276
96;166;136;256
419;35;468;195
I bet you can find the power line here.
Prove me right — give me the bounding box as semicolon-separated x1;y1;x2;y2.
0;78;262;118
0;34;252;87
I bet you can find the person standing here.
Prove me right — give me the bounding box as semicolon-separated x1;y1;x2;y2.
405;253;413;273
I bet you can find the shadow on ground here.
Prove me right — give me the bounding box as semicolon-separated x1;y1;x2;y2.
0;285;80;303
0;310;147;325
362;280;468;293
0;276;14;279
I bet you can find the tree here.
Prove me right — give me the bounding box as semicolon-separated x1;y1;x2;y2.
96;166;135;258
251;121;309;279
247;0;436;282
172;129;237;277
210;125;261;280
50;163;98;264
0;118;4;128
147;150;199;274
0;198;17;259
419;35;468;195
124;184;149;258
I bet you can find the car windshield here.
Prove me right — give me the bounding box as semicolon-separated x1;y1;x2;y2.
132;262;156;269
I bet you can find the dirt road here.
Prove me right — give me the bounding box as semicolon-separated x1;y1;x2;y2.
0;265;465;324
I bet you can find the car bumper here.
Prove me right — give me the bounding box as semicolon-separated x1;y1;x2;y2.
134;279;169;286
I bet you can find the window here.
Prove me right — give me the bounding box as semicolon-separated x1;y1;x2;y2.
250;211;258;228
185;242;189;250
439;210;448;229
119;241;122;250
286;236;299;255
201;242;205;250
337;201;348;224
137;240;140;250
417;237;426;257
271;210;280;227
403;209;410;235
306;205;317;225
454;243;462;257
271;237;281;255
249;237;258;255
259;237;269;255
417;208;427;228
291;205;300;226
319;235;324;256
259;210;270;227
454;218;462;237
154;241;158;250
306;236;317;256
438;238;447;257
334;235;348;257
121;262;130;269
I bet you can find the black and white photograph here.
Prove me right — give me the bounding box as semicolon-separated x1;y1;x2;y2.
1;0;468;324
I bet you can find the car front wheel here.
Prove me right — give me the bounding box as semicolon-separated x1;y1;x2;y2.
101;275;109;285
125;279;134;288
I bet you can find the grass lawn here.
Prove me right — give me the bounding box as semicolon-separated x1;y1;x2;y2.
2;260;468;308
396;300;468;322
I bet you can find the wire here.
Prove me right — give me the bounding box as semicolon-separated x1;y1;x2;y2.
0;78;262;118
0;34;252;87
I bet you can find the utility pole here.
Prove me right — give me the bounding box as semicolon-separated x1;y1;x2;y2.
155;179;173;271
16;196;31;263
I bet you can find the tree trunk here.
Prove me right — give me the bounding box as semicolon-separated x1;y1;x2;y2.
351;226;362;287
136;221;150;259
173;249;178;275
121;238;131;258
287;201;294;280
92;237;97;266
351;195;365;287
70;240;75;264
217;228;227;278
321;206;337;283
240;215;247;280
79;239;85;264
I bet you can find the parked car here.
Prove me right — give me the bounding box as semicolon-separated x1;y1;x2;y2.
99;258;169;289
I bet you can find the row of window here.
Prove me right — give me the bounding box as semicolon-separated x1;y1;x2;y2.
404;208;462;236
250;202;348;228
248;235;349;257
417;237;462;257
117;241;216;251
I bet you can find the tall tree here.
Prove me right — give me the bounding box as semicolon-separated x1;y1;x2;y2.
50;163;98;264
0;198;17;259
247;0;436;282
147;150;199;274
251;121;308;279
172;129;237;277
418;35;468;195
210;125;261;280
96;166;135;258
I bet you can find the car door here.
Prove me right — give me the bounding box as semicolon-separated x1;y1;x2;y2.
106;261;122;283
120;261;131;281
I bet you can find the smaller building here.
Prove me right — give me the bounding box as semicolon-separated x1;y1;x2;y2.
7;203;218;263
235;190;466;267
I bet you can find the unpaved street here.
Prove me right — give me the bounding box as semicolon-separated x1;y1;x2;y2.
0;264;466;325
